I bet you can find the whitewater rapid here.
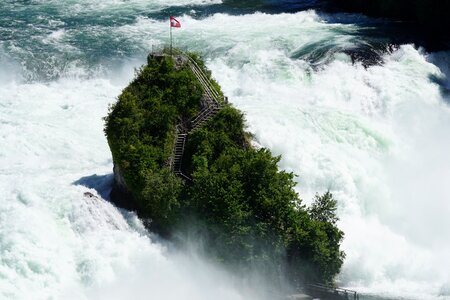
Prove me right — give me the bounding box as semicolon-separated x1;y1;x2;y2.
1;2;450;299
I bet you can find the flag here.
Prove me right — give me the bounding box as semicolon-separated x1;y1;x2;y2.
170;16;181;28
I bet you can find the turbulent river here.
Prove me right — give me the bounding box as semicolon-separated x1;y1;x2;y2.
1;1;450;299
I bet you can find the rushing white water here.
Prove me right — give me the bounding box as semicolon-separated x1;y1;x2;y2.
1;2;450;299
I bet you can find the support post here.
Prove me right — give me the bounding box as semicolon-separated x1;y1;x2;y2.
170;25;173;56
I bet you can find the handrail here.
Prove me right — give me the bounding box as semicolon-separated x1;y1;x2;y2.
186;55;223;103
306;284;359;300
191;105;219;125
162;50;225;182
189;63;220;106
149;49;223;105
190;106;214;125
193;66;221;104
192;66;220;100
186;56;220;97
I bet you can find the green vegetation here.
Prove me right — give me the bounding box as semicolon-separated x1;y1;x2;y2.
105;54;202;231
104;52;344;285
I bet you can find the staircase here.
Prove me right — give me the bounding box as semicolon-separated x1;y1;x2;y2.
173;132;190;180
190;105;221;130
170;54;225;181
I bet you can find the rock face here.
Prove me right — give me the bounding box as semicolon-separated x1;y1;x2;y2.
110;164;139;211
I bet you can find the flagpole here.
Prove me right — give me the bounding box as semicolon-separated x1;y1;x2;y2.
170;22;173;56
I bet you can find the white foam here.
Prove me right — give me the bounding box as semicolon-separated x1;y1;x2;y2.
40;0;222;16
2;7;450;300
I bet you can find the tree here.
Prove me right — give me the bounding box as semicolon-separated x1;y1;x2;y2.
309;191;339;224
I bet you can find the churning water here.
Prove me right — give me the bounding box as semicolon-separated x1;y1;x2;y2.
1;1;450;299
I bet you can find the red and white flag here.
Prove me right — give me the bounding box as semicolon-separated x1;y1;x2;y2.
170;16;181;28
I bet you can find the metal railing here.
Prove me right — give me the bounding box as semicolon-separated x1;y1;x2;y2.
306;283;359;300
157;50;225;181
186;55;224;105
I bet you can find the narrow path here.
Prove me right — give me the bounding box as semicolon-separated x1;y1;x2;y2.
170;55;225;181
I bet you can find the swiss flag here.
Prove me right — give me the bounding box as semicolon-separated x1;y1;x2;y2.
170;16;181;28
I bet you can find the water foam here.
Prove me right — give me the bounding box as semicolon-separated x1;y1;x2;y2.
2;5;450;299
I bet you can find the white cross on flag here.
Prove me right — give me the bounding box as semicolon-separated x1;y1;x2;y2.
170;16;181;28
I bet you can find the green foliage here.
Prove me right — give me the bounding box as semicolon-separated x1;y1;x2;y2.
188;147;294;263
141;168;183;233
184;99;343;284
309;191;339;224
105;53;344;285
105;54;202;227
302;192;345;284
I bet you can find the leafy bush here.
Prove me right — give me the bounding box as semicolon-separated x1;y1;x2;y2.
105;54;203;224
